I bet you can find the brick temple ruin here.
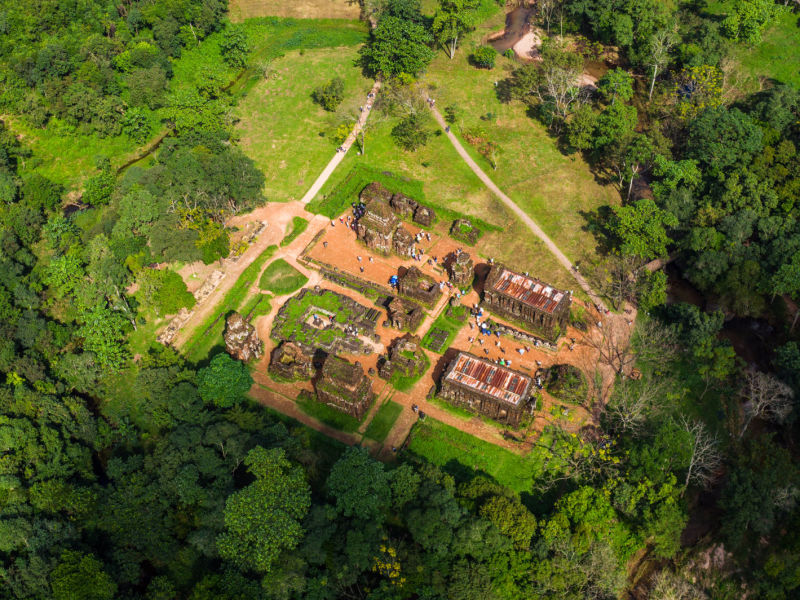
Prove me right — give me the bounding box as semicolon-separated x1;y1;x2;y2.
397;266;441;307
269;341;316;381
482;264;571;341
439;351;533;427
446;250;474;287
355;183;436;256
315;355;375;419
385;297;424;331
224;312;262;362
378;334;428;381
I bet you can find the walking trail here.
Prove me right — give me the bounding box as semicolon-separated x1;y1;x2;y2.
300;80;382;204
428;105;608;313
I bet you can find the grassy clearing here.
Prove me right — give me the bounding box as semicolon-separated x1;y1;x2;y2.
271;289;351;346
421;305;468;353
418;11;618;279
258;258;309;294
296;391;364;433
229;0;361;22
406;418;548;494
235;45;372;201
280;217;310;246
364;400;404;442
705;2;800;90
182;245;278;363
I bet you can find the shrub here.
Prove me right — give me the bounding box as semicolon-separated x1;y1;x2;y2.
472;45;496;69
391;114;433;151
312;77;345;111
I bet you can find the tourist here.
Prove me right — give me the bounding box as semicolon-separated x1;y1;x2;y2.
369;256;374;263
357;256;361;262
360;267;364;273
331;220;335;227
323;241;328;248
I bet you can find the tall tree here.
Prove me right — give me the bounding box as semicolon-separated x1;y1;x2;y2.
217;447;311;574
432;0;480;59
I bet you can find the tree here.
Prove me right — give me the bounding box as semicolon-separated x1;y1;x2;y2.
359;16;435;77
479;495;537;549
138;269;195;316
312;77;345;111
391;113;433;151
471;45;496;69
326;447;391;520
50;551;116;600
219;27;249;68
78;305;129;370
674;65;723;121
609;198;678;260
531;41;588;131
122;107;152;144
645;27;677;101
197;353;253;407
678;416;722;494
565;104;598;152
722;0;777;44
597;68;634;105
82;166;115;206
737;370;794;439
217;447;311;574
604;375;670;434
432;0;479;59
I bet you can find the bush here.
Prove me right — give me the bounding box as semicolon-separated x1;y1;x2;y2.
471;45;496;69
391;114;433;151
312;77;345;111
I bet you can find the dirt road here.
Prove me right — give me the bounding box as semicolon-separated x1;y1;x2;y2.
428;104;608;313
300;80;382;205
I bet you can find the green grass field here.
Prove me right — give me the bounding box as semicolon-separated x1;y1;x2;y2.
296;391;364;433
258;258;309;294
406;418;549;494
420;12;620;277
705;2;800;90
236;45;373;201
280;216;310;246
183;245;278;363
364;400;403;442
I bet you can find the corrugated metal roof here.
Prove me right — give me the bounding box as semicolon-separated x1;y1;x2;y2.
445;352;531;406
491;269;564;314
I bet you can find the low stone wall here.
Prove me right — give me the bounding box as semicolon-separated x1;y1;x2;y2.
485;319;559;351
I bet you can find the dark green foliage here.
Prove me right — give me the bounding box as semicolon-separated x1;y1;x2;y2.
391;113;434;150
197;353;253;407
359;15;435;77
471;45;497;69
312;77;345;111
219;27;250;69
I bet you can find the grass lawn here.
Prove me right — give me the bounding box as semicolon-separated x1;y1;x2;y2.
705;2;800;90
419;13;620;280
421;305;468;353
280;217;310;246
405;418;549;494
258;258;309;294
364;400;404;442
182;245;278;363
235;45;373;201
296;391;364;433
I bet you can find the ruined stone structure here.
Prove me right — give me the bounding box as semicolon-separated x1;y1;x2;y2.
356;183;437;256
315;355;375;419
482;264;571;341
269;342;315;381
439;351;533;427
413;205;435;227
356;197;398;255
397;266;442;307
446;251;474;287
386;297;424;331
271;288;381;356
450;219;481;245
224;312;262;362
392;225;414;257
378;334;428;381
